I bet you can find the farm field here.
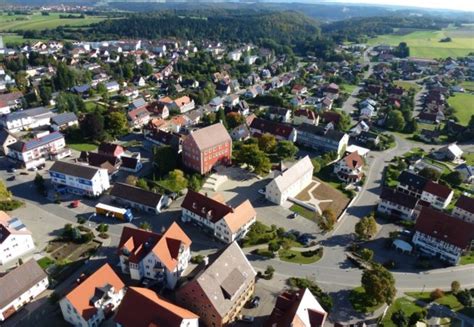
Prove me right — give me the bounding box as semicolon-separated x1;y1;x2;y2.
368;26;474;59
0;12;107;31
447;93;474;125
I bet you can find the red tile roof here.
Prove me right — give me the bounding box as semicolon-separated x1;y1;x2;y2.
115;287;198;327
423;180;452;199
415;207;474;249
455;195;474;214
181;190;233;223
250;118;294;139
342;151;364;169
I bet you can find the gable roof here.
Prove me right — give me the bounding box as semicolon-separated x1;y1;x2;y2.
380;188;421;210
423;180;452;199
114;287;198;327
415;207;474;249
128;107;150;121
65;264;125;321
118;223;191;271
271;156;313;193
455;195;474;214
0;260;47;309
110;182;162;208
51;112;78;126
50;161;103;180
341;151;364;169
250;118;294;139
181;190;233;223
178;242;256;318
186;123;231;151
8;131;64;153
98;142;124;156
297;123;346;142
398;171;427;191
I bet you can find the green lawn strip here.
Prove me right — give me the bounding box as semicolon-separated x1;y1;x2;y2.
447;93;474;126
68;143;98;152
381;297;425;327
394;80;421;93
405;292;464;311
349;286;384;313
290;204;317;220
0;13;108;31
464;153;474;166
341;83;358;94
460;251;474;265
253;248;275;258
460;81;474;92
278;248;322;264
37;256;55;270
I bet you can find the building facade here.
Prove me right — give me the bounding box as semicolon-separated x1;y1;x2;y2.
0;211;35;265
452;195;474;223
296;123;348;158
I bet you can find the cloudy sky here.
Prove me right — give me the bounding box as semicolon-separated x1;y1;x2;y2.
334;0;474;11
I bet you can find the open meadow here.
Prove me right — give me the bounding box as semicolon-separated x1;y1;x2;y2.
0;12;107;31
368;25;474;59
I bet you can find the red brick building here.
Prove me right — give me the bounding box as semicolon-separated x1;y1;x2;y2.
182;123;232;174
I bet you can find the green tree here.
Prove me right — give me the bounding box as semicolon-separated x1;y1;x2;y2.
391;309;408;327
311;158;321;173
258;133;277;153
355;215;377;240
409;311;426;326
226;112;244;129
81;111;105;141
275;141;298;160
0;180;12;201
153;146;178;177
136;178;149;191
140;62;153;76
336;110;351;131
361;264;396;305
34;173;45;193
105;111;129;138
443;171;463;187
451;280;461;294
235;143;271;175
96;82;107;96
139;222;152;231
188;174;203;192
53;62;77;90
359;248;374;262
386;110;406;131
167;169;188;191
38;81;52;106
419;167;441;181
216;109;228;129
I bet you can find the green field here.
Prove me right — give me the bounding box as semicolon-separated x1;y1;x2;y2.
368;26;474;59
0;12;107;32
447;93;474;125
381;297;425;327
394;80;422;93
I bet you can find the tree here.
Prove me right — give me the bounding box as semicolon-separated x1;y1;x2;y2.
188;174;203;192
451;281;461;294
96;223;109;233
320;209;337;231
268;241;280;252
167;169;188;191
216;108;228;129
336;110;351;131
139;222;152;231
275;141;298;161
430;288;444;300
409;311;426;326
56;92;85;113
140;62;153;76
355;215;377;240
153;146;178;177
443;171;463;187
96;82;107;96
38;81;52;106
258;133;277;153
34;173;45;193
226;112;244;129
386;110;405;131
125;175;138;186
359;248;374;262
396;42;410;58
81;111;105;141
419;167;441;181
391;309;408;327
136;178;149;191
361;264;396;305
456;289;472;307
311;158;321;173
53;62;77;90
235;144;271;175
105;111;129;138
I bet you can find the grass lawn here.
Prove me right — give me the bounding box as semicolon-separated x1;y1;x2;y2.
341;83;358;94
406;291;464;311
381;297;425;327
68;143;97;152
460;81;474;92
85;101;107;112
0;12;108;31
460;251;474;265
394;80;421;93
37;256;55;270
464;153;474;166
290;204;317;221
447;93;474;125
367;28;474;59
349;286;384;313
278;248;322;264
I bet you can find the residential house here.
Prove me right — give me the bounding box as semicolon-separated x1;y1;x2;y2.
250;118;297;142
452;195;474;224
0;211;35;265
323;83;340;99
291;85;308;95
418;112;443;124
455;164;474;184
7;131;69;169
80;152;121;176
0;92;23;113
0;107;55;132
110;182;169;214
435;143;463;162
266;288;327;327
419;129;441;143
182;123;232;175
412;207;474;265
420;180;454;209
133;76;146;87
396;170;428;198
128;107;151;128
268;107;292;123
105;81;120;93
230;124;251;141
181;190;256;243
349;121;370;137
172;96;195;114
121;154;143;173
117;223;191;289
0;129;17;155
360;104;376;118
377;188;427;221
114;287;199;327
296;123;349;158
265;156;314;205
176;242;256;327
316;97;333;111
51;112;79;131
293;109;319;126
333;151;364;184
49;161;110;197
98;143;125;158
71;84;90;98
0;260;49;321
145;129;183;153
209;97;224;111
146;101;170;119
128;97;147;111
59;264;125;327
355;131;380;147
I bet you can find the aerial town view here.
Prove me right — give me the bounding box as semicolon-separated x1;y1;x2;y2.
0;0;472;326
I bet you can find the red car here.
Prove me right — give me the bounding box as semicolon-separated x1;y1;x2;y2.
70;200;80;208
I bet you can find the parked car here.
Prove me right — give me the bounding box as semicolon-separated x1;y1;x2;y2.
288;212;298;219
20;172;29;175
240;315;255;323
249;296;260;308
70;200;80;208
6;175;15;181
258;188;265;195
7;167;16;173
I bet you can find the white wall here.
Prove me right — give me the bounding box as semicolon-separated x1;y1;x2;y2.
0;234;35;265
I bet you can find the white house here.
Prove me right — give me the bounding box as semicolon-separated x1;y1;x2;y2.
51;112;79;131
0;260;49;321
60;264;125;327
105;81;120;93
293;109;319;126
110;183;168;214
377;188;425;221
244;55;258;65
412;207;474;265
0;107;55;132
7;131;69;169
420;180;454;210
435;143;463;162
172;96;195;113
452;195;474;224
49;161;110;197
333;151;364;184
0;211;35;265
265;156;314;205
228;50;242;61
118;223;191;289
181;190;257;243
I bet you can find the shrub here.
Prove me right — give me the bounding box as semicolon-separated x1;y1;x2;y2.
77;217;86;224
191;255;205;264
451;281;461;294
49;292;60;304
96;223;109;233
359;248;374;262
98;232;109;239
383;260;396;269
391;309;408;327
430;288;445;300
268;241;281;252
81;232;94;243
0;199;23;211
409;311;426;326
456;289;472;307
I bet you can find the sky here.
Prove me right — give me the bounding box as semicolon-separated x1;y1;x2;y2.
331;0;474;11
